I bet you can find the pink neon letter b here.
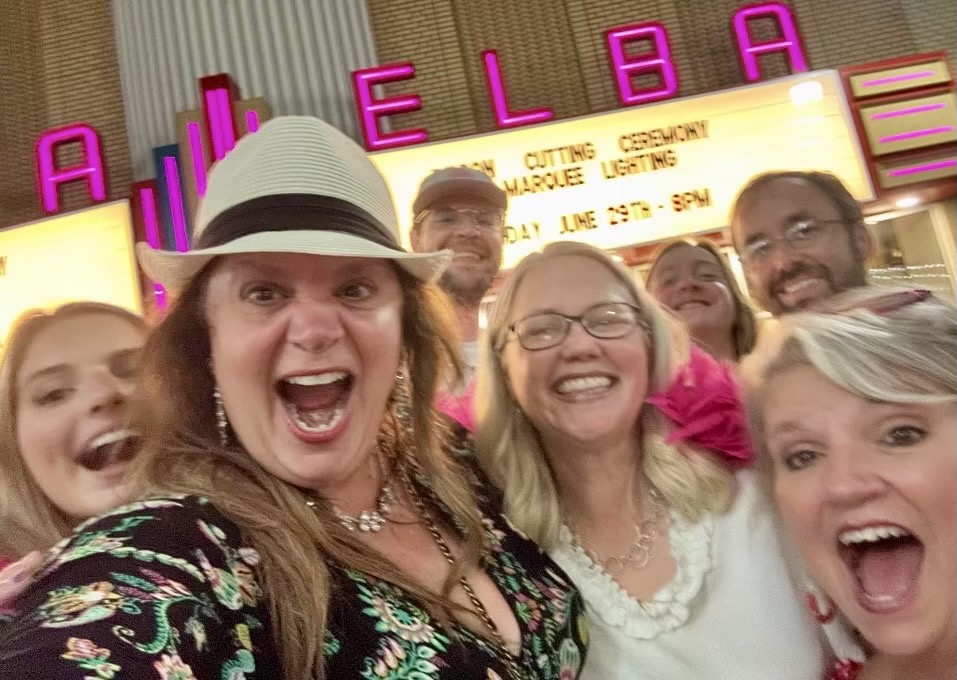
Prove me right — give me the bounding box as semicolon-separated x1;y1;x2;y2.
482;51;554;129
733;2;809;81
36;123;107;214
607;23;678;106
352;63;428;151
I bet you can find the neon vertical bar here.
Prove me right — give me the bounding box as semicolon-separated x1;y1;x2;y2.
139;186;167;307
245;109;260;133
186;121;208;197
203;87;237;161
163;157;190;252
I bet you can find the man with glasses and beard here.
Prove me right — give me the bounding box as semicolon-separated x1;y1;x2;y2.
730;171;873;317
410;167;507;430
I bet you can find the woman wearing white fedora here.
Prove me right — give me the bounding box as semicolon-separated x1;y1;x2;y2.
0;117;587;680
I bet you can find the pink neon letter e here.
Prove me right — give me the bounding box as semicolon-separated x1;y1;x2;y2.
606;23;678;106
733;2;809;82
35;123;107;214
482;51;554;129
351;63;428;151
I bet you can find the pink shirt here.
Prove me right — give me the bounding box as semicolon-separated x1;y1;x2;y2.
435;379;475;432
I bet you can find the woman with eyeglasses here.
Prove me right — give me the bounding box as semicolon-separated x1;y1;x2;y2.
475;241;826;678
646;238;758;362
741;287;956;680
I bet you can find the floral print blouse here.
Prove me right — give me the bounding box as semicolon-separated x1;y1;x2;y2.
0;487;586;679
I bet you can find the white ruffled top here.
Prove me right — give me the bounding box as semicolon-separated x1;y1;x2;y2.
550;471;827;680
555;506;713;639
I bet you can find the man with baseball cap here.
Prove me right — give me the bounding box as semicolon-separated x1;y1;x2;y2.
410;167;508;430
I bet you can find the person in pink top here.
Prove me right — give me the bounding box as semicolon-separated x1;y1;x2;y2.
410;167;507;431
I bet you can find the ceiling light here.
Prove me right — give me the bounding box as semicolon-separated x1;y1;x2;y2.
789;81;824;108
895;196;920;209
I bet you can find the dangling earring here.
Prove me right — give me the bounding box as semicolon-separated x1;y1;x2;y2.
806;585;836;624
213;386;229;447
390;367;413;427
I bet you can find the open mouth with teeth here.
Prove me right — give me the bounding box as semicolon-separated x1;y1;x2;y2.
276;371;353;439
838;523;924;613
674;299;710;311
553;374;617;400
77;429;140;472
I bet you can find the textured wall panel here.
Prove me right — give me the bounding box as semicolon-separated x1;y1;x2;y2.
0;1;45;227
367;0;954;140
112;0;380;180
0;0;131;229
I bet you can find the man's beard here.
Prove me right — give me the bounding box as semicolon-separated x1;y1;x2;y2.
439;268;494;308
768;261;837;314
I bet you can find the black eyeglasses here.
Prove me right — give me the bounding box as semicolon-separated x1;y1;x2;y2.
506;302;648;351
740;218;847;264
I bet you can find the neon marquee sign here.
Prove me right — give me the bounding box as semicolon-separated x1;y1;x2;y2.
30;0;809;307
353;1;807;149
34;1;807;210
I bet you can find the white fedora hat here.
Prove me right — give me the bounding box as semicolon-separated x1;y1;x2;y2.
136;116;451;294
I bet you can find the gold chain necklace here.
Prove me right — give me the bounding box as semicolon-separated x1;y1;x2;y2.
567;487;666;576
402;474;524;680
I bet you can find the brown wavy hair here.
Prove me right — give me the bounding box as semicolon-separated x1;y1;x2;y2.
0;302;148;558
128;261;484;679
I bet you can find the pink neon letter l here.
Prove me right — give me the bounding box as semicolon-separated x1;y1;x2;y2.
733;2;809;81
351;63;428;151
482;51;554;129
35;124;107;214
606;23;678;106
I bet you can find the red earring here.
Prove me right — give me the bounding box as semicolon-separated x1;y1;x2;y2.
806;590;836;624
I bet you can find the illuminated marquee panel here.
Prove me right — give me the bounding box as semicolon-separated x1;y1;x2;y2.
0;201;142;345
370;70;873;270
841;53;956;192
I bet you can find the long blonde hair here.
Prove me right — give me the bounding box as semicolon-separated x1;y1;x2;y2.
475;241;733;550
646;237;758;359
129;263;483;679
0;302;148;558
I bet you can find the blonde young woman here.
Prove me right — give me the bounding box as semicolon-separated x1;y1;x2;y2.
0;117;587;680
741;287;956;680
475;241;825;678
0;302;147;578
646;237;758;362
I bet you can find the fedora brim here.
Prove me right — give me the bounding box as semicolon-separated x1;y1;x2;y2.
136;230;452;294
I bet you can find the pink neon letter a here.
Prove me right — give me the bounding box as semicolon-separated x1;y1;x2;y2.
35;123;107;214
482;51;554;129
606;23;678;106
733;2;809;81
352;63;428;151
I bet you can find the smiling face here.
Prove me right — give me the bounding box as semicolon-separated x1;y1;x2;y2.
16;313;145;519
764;365;956;659
500;254;649;451
204;252;403;494
646;244;735;341
732;177;871;316
411;192;503;307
